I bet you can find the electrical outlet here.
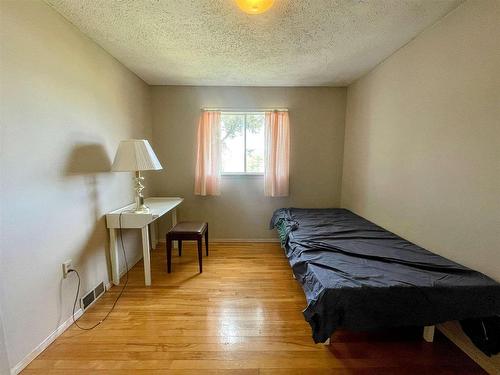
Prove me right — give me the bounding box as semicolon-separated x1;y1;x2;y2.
62;260;72;278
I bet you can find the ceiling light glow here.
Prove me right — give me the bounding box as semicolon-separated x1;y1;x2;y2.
236;0;275;15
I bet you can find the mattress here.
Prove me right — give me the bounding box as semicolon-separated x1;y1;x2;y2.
270;208;500;343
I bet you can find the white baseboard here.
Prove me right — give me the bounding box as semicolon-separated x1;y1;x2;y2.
438;322;500;374
11;308;83;375
211;238;280;243
10;265;130;375
158;238;280;243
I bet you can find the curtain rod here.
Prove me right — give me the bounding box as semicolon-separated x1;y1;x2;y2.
201;107;288;112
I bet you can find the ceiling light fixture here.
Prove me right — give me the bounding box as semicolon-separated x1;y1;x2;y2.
236;0;275;15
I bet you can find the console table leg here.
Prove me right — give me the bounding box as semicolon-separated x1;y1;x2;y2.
423;325;435;342
172;208;177;226
172;208;178;249
150;221;157;250
142;226;152;286
109;228;120;285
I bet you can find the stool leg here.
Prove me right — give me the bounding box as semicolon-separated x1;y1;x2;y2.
197;237;203;273
166;237;172;273
178;240;182;257
205;227;209;256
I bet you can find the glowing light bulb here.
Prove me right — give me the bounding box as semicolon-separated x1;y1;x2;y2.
235;0;275;15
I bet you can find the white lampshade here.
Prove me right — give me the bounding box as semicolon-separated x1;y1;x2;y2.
111;139;162;172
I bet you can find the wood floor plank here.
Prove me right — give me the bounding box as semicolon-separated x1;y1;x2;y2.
23;242;485;374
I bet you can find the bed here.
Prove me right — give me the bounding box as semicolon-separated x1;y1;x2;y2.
270;208;500;343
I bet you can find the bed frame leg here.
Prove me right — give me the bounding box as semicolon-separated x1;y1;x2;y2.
423;325;435;342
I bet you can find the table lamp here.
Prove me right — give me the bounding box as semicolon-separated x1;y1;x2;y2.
111;139;163;213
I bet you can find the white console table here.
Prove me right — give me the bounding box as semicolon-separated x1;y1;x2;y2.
105;197;183;286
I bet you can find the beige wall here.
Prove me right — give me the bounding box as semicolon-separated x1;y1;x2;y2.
151;86;346;239
0;0;151;370
342;0;500;282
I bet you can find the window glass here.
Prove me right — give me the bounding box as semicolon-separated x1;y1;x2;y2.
221;114;245;173
220;113;265;174
246;114;264;173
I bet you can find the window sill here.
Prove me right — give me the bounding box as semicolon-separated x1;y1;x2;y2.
221;173;264;177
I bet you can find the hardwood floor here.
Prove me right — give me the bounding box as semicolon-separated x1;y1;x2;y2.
24;242;485;374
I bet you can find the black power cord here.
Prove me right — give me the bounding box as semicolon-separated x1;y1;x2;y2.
69;211;129;330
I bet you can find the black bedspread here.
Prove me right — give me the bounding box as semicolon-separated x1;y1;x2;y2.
270;208;500;343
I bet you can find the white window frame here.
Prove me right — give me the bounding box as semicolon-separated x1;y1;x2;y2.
220;111;265;176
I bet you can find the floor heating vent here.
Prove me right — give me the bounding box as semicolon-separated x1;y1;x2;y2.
94;282;105;299
81;281;106;310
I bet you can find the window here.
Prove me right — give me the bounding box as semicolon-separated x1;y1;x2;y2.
220;112;265;174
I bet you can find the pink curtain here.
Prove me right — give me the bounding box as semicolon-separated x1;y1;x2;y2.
264;111;290;197
194;111;221;196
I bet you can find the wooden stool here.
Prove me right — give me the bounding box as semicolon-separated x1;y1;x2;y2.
166;222;208;273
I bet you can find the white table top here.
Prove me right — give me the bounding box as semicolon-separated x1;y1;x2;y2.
106;197;183;228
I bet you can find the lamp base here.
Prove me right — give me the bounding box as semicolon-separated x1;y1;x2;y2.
134;172;149;213
133;205;150;214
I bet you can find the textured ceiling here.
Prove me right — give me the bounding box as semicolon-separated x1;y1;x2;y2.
46;0;463;86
